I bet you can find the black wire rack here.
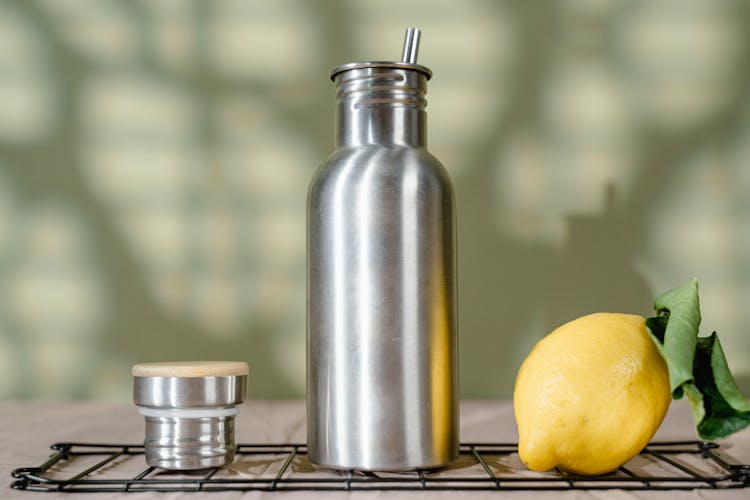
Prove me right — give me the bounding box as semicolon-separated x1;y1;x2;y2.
11;441;750;492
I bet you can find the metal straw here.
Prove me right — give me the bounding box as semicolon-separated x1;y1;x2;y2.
401;27;421;64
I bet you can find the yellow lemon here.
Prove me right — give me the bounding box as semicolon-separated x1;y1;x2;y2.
513;313;671;475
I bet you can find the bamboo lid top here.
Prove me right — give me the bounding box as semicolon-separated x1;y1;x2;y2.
132;361;249;378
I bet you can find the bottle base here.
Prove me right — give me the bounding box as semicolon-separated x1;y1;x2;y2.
307;450;459;472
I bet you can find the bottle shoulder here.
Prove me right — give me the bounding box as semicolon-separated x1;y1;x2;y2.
309;146;455;207
312;146;451;185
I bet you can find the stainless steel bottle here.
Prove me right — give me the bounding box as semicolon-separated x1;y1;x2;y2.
307;28;458;471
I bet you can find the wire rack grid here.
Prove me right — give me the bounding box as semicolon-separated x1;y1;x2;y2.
10;441;750;493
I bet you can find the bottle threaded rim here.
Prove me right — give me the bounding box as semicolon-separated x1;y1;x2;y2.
330;61;432;81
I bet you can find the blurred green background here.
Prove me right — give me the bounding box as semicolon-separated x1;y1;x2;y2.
1;0;749;400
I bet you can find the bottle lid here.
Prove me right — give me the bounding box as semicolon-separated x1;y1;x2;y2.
330;27;432;80
132;361;248;470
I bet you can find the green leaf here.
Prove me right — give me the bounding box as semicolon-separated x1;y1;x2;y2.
646;278;750;440
693;334;750;440
652;277;700;394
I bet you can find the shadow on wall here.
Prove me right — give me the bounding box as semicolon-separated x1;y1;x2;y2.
459;179;651;396
456;0;750;397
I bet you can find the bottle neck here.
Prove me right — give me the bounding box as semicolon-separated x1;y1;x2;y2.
333;66;428;148
337;107;426;147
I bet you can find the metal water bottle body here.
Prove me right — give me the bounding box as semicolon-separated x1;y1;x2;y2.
307;60;458;471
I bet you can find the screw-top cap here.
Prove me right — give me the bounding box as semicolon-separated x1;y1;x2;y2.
132;361;249;470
